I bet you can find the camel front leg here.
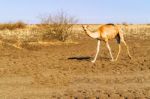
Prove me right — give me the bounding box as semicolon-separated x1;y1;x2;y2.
91;40;100;63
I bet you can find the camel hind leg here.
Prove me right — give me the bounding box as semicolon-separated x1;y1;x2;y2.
106;41;114;61
121;39;132;59
115;34;121;61
119;32;132;59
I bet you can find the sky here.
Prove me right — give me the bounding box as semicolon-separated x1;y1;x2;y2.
0;0;150;24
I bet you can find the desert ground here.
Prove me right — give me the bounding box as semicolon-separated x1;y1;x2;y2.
0;25;150;99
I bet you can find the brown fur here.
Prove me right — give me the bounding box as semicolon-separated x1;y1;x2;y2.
97;24;121;42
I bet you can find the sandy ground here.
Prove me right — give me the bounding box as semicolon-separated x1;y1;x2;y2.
0;36;150;99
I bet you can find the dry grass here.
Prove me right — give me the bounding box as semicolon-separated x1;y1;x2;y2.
124;24;150;39
0;21;26;30
0;24;150;49
0;24;77;48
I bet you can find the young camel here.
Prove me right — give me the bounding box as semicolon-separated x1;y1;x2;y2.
82;24;132;63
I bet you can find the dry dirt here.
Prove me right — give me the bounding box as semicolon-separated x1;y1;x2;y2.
0;36;150;99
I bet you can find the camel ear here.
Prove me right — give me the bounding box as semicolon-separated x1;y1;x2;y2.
86;25;89;28
81;25;84;28
82;25;86;28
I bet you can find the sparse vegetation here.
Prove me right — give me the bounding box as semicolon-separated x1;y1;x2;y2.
0;20;150;49
123;24;150;39
0;21;26;30
39;11;77;41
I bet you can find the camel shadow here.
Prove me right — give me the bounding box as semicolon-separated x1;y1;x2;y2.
68;56;92;61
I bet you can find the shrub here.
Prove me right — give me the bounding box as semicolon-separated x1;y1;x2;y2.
39;11;77;41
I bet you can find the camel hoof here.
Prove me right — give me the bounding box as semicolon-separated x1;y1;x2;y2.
91;60;95;63
110;59;115;62
129;56;132;59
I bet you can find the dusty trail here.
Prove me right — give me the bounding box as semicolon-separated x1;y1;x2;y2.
0;36;150;99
